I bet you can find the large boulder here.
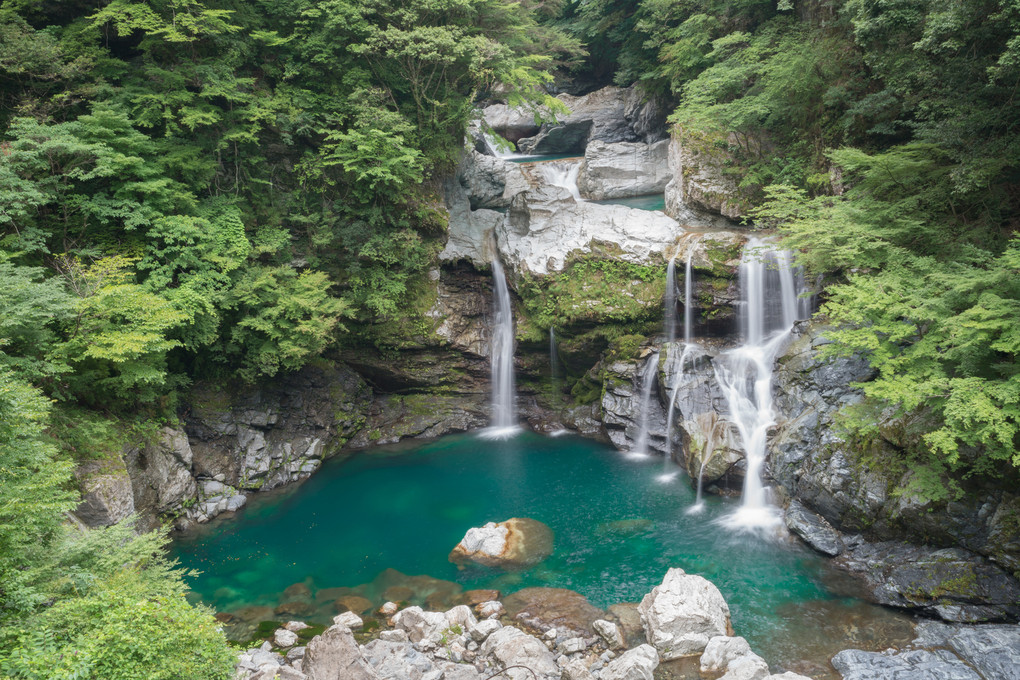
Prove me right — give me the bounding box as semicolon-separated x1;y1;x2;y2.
577;140;671;200
637;568;731;660
498;184;683;276
481;103;542;144
449;518;554;569
361;639;437;680
456;150;530;211
479;626;560;680
303;623;379;680
601;357;668;455
601;644;659;680
835;541;1020;622
518;86;638;154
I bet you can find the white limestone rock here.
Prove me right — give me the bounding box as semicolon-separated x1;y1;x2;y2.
391;606;449;644
480;626;561;680
719;654;771;680
449;518;554;569
333;611;363;630
361;639;437;680
577;140;671;200
498;186;683;276
700;636;753;673
600;644;659;680
274;628;299;648
593;620;625;650
468;619;502;642
303;623;379;680
637;568;731;660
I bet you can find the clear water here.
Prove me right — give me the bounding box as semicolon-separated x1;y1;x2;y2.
593;194;666;211
173;432;912;675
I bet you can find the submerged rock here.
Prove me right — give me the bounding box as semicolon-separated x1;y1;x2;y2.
503;587;605;639
449;518;554;570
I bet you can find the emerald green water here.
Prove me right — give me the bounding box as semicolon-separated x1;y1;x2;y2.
173;431;912;675
593;194;666;211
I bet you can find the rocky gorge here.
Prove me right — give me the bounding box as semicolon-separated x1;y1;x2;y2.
71;83;1020;678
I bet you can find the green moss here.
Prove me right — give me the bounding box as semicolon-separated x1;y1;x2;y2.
515;258;665;342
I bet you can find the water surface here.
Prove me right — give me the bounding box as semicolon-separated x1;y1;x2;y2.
174;432;912;675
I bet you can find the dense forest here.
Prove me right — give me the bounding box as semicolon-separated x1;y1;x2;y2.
1;0;1018;677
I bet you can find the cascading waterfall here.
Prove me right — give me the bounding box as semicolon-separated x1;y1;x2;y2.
549;326;559;379
631;352;660;457
535;160;582;202
716;238;807;528
486;257;518;437
664;255;679;345
662;256;695;482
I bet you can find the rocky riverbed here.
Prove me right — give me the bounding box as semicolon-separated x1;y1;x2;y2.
233;569;1020;680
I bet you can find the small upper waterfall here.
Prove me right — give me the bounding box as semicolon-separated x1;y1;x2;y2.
631;352;660;457
487;258;518;437
716;238;808;528
535;160;582;202
664;255;679;344
684;256;694;345
549;326;559;379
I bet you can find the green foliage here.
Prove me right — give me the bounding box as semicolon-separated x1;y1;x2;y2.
224;266;349;381
2;522;235;680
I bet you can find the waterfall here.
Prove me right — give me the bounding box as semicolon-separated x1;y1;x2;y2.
535;160;582;202
716;238;807;529
549;326;559;379
486;258;518;437
664;255;678;344
684;256;694;345
631;352;660;457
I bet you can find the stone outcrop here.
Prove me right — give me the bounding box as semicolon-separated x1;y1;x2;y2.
664;127;755;220
577;140;671;200
637;567;731;660
73;459;135;527
124;426;198;531
449;518;554;569
784;499;844;556
186;364;370;493
601;356;668;455
835;541;1020;622
498;184;683;277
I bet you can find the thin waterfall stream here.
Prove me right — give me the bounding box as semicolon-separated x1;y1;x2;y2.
716;238;808;529
631;352;660;457
485;257;519;438
662;255;695;483
535;159;582;201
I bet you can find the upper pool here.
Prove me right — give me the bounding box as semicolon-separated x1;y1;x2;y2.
173;431;912;677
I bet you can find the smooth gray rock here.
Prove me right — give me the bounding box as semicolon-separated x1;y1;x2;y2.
638;568;731;660
601;357;668;456
831;648;981;680
518;86;639;154
913;623;1020;680
785;500;844;556
303;623;379;680
719;654;770;680
577;140;671;200
456;150;529;210
468;619;502;642
593;619;625;649
836;542;1020;622
274;628;299;648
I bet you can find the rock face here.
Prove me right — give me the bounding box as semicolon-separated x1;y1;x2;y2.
497;184;683;276
577;140;671;200
601;357;668;455
186;364;370;493
449;518;554;569
637;568;731;660
836;541;1020;622
73;459;136;527
770;321;1020;575
913;621;1020;680
124;426;198;531
664;127;754;220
